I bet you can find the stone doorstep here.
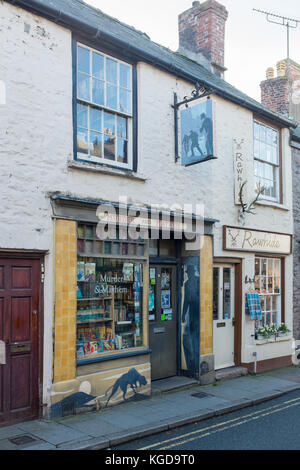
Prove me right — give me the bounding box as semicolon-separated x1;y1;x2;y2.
151;376;199;396
215;366;249;382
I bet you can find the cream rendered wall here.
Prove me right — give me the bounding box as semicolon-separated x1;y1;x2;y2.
0;2;294;409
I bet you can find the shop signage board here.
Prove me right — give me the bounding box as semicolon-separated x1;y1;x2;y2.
224;226;292;255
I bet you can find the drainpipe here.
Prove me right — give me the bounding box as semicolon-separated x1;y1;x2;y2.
253;352;257;375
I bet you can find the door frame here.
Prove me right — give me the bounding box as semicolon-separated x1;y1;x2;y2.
213;257;242;367
0;251;45;424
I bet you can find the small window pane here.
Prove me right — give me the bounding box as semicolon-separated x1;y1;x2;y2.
254;140;260;158
120;64;131;89
272;129;278;145
104;135;116;160
106;58;118;84
117;116;127;138
90;108;102;132
260;142;266;161
120;88;131;114
78;73;90;101
260;126;266;142
223;268;231;320
254;122;260;140
117;139;128;163
92;79;104;106
78;46;90;74
107;84;118;110
92;52;104;79
90;132;103;158
77;128;89;154
104;112;115;136
77;103;88;128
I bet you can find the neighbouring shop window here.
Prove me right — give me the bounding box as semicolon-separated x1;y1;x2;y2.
255;257;281;326
76;43;132;169
213;267;219;321
76;224;145;362
253;120;280;202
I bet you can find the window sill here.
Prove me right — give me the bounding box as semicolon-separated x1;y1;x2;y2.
255;335;292;346
255;200;290;211
68;160;147;182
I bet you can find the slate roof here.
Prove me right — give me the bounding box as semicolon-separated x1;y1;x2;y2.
8;0;298;129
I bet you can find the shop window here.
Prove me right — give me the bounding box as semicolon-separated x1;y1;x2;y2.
76;224;145;362
76;43;132;169
253;121;280;202
254;257;281;326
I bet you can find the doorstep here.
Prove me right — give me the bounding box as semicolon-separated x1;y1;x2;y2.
215;366;248;382
151;376;199;396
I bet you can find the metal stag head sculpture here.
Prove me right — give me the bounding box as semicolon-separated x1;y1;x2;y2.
238;181;265;226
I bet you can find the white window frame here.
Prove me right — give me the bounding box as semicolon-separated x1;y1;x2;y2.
253;120;280;203
255;257;282;327
76;42;133;170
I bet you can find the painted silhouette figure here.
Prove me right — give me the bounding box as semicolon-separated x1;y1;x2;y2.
105;368;147;407
200;113;213;156
189;130;204;157
182;134;190;156
182;264;199;373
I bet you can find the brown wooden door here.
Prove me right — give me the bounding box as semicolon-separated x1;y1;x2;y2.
0;258;40;426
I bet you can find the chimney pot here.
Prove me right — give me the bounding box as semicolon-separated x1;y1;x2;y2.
266;67;274;79
277;60;286;78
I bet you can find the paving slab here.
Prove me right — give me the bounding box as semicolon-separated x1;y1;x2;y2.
18;421;89;446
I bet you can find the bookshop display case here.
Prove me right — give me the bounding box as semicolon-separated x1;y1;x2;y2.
76;223;146;363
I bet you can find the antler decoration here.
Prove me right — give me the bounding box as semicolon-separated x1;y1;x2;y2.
239;182;265;225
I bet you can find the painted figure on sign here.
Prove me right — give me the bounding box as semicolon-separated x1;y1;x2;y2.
189;130;204;157
199;112;213;156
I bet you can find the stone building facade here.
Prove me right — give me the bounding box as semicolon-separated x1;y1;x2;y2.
0;0;296;426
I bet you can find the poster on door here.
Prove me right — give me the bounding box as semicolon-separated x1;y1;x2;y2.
181;257;200;379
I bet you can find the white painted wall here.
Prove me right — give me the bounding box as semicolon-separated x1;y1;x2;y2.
0;2;294;407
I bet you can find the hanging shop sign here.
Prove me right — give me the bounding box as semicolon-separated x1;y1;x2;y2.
224;226;292;255
172;83;217;166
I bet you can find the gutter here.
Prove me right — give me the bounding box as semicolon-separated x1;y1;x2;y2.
6;0;297;130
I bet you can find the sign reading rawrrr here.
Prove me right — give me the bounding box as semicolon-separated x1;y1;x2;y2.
224;226;292;255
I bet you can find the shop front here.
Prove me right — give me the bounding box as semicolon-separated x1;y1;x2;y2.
49;196;215;417
213;226;294;374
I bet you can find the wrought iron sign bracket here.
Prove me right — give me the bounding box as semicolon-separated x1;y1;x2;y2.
172;82;216;163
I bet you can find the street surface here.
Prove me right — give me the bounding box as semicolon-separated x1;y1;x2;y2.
113;389;300;450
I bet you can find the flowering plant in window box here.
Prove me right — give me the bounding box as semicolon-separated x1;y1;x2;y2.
256;326;270;340
256;324;290;341
277;323;290;337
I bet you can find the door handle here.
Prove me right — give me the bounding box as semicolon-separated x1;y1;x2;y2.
232;318;236;326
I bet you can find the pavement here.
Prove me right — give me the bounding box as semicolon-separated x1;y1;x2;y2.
1;365;300;451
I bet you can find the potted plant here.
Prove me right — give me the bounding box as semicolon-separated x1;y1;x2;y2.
256;326;269;341
277;323;290;337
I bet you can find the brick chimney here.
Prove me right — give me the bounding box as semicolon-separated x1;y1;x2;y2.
178;0;228;77
260;59;300;118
